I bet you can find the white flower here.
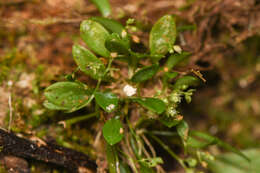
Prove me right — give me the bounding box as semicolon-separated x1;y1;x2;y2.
106;104;115;111
123;85;137;96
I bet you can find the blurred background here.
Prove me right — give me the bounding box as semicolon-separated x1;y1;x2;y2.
0;0;260;172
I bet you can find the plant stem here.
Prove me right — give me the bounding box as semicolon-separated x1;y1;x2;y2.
148;134;187;170
60;112;98;127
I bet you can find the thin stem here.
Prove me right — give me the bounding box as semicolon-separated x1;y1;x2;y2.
59;112;98;127
8;94;12;132
148;134;187;170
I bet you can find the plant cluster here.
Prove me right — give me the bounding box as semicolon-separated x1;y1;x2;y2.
43;14;249;173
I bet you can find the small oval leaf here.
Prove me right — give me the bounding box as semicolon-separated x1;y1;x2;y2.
91;17;124;35
103;118;124;145
173;76;200;90
131;64;159;83
132;97;166;114
72;44;105;80
165;52;191;70
90;0;111;17
149;15;177;58
105;35;130;56
94;91;118;113
80;20;110;58
44;82;91;112
105;33;130;56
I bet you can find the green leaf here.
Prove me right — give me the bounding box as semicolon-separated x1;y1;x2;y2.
173;76;200;90
105;33;130;55
72;44;105;80
80;20;110;58
149;15;177;59
103;118;124;145
90;0;111;17
165;52;191;70
163;72;178;85
132;97;166;114
91;17;125;35
131;64;159;83
106;144;117;173
44;82;91;112
94;91;118;113
177;120;189;147
208;149;260;173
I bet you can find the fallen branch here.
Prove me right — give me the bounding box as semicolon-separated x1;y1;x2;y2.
0;128;97;173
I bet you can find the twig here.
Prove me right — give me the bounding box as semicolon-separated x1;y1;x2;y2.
0;129;97;172
8;94;12;132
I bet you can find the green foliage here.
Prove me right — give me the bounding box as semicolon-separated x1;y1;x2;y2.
105;33;130;55
166;52;191;70
94;91;118;113
103;118;124;145
43;12;247;173
90;17;125;35
44;82;91;112
173;75;200;90
132;97;166;114
149;15;177;60
131;64;159;83
72;44;105;80
80;19;110;57
90;0;111;17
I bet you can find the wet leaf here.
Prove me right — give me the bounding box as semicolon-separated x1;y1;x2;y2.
94;91;118;113
131;64;159;83
173;76;200;90
91;17;124;35
103;118;124;145
90;0;111;17
72;44;105;80
80;20;110;58
44;82;91;112
132;97;166;114
105;33;130;55
149;15;177;59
